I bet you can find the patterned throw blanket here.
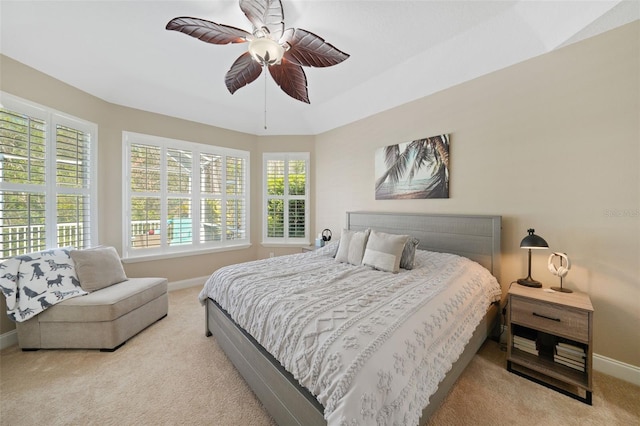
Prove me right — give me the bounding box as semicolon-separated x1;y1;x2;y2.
199;244;501;425
0;247;87;322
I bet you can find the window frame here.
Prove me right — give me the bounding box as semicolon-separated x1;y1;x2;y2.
122;131;250;261
262;152;310;246
0;92;98;258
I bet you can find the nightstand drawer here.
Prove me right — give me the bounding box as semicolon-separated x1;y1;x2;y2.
511;296;589;342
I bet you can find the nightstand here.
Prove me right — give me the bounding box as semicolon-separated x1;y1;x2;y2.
506;285;593;404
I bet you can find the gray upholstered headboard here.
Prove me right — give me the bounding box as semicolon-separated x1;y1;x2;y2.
346;211;502;277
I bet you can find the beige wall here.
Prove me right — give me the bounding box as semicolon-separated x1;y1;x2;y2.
315;22;639;366
1;22;638;367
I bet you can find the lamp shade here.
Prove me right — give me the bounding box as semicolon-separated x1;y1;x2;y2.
520;229;548;249
517;228;548;288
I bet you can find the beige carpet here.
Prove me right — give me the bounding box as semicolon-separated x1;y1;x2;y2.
1;286;638;426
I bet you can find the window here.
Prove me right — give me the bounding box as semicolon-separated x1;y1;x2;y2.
263;153;309;245
123;132;249;259
0;93;98;259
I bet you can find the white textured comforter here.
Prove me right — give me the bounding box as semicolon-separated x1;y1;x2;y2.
199;244;501;426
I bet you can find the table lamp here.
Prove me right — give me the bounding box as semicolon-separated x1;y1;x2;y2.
517;228;548;288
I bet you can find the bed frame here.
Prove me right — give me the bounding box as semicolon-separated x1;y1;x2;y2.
205;212;502;425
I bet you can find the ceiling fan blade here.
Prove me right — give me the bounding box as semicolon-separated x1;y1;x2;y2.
225;52;264;94
281;28;349;68
240;0;284;40
166;17;252;45
268;59;309;103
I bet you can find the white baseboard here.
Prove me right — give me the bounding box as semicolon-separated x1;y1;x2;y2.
593;353;640;386
0;329;17;350
168;276;207;291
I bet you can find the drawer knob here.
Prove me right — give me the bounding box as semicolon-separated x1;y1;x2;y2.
533;312;561;322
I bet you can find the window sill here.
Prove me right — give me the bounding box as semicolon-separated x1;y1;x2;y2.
122;243;251;263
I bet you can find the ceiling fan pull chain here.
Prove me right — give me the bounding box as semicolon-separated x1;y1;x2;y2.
264;66;268;130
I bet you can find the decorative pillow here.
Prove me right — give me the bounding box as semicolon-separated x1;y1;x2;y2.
362;230;409;273
335;228;371;266
319;240;339;258
70;246;128;292
400;237;420;270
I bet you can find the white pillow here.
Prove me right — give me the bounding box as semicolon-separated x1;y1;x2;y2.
335;228;371;266
362;230;409;273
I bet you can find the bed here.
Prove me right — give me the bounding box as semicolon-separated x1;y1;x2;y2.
200;212;502;425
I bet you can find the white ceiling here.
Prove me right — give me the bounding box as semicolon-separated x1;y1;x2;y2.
1;1;638;136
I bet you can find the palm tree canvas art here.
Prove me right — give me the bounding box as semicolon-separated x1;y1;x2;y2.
375;135;449;199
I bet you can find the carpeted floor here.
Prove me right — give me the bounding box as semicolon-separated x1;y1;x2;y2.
1;286;638;426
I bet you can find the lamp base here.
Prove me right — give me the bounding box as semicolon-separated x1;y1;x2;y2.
550;286;573;293
517;278;542;288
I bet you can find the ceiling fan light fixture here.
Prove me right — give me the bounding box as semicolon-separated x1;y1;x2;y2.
248;37;284;66
166;0;349;103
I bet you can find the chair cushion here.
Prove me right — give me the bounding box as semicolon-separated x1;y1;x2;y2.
35;277;167;323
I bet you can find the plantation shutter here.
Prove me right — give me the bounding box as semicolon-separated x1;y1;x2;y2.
124;132;250;258
0;109;47;256
55;124;93;249
0;101;96;259
129;143;162;249
266;158;285;238
226;155;246;241
200;153;222;242
167;148;193;245
263;153;309;243
287;159;306;238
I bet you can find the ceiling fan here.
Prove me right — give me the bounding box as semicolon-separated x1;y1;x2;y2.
166;0;349;104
